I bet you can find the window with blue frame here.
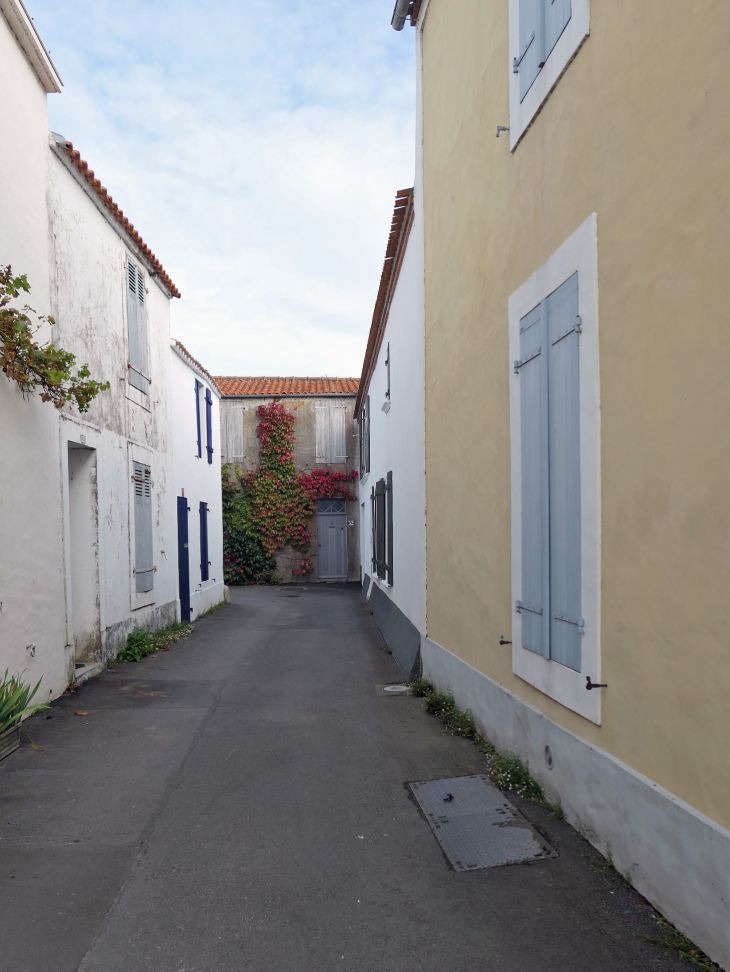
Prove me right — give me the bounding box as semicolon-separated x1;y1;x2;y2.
205;387;213;463
195;380;202;458
199;501;209;581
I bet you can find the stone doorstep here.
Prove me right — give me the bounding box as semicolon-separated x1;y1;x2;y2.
73;660;105;686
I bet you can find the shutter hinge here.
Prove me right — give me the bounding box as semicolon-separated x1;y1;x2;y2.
515;600;522;612
513;31;535;72
514;347;540;374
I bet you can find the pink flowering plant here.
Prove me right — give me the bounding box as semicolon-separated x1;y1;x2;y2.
222;401;357;582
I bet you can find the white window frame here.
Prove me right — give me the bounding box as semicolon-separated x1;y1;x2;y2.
509;0;590;151
508;212;601;724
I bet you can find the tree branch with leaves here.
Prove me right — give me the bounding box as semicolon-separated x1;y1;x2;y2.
0;266;110;412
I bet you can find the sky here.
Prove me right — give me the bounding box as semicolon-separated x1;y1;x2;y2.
29;0;416;379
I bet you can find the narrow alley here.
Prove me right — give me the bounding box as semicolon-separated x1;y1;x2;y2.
1;589;689;972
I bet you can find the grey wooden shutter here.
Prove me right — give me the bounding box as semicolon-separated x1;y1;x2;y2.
547;272;581;672
133;461;154;592
517;0;541;101
544;0;572;63
386;470;393;585
315;403;330;462
223;403;245;463
332;404;347;461
127;260;150;394
518;301;550;658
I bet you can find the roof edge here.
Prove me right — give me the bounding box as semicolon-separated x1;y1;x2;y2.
172;340;221;398
49;134;181;299
218;392;358;400
355;188;415;416
0;0;62;92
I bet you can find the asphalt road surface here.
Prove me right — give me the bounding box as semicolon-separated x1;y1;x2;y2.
0;585;689;971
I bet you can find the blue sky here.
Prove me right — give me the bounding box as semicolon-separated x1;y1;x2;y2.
29;0;415;378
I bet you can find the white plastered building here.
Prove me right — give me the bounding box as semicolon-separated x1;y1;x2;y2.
171;342;224;620
356;188;426;677
0;2;185;699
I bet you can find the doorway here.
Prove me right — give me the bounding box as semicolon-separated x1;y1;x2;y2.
177;496;191;621
67;444;101;664
317;498;347;579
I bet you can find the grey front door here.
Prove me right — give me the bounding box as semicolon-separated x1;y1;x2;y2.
317;499;347;579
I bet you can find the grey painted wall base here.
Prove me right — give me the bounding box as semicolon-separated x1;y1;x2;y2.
422;637;730;971
362;574;421;678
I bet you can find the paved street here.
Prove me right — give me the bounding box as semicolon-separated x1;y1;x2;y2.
1;586;687;972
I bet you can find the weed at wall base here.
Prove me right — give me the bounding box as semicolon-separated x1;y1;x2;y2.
115;620;193;664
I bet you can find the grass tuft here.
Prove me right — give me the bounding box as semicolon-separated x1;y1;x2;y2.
644;918;720;970
196;600;228;619
116;620;194;664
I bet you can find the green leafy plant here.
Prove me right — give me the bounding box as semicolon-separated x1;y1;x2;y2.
222;402;357;582
409;676;545;801
0;670;49;733
116;621;193;663
1;266;110;411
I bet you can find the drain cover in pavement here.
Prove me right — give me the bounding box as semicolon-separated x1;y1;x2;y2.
409;775;554;871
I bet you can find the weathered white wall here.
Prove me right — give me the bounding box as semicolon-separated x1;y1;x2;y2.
48;145;178;675
0;14;66;705
358;218;426;635
171;346;224;617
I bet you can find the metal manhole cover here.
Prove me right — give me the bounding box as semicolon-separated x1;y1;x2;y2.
383;684;409;694
409;775;554;871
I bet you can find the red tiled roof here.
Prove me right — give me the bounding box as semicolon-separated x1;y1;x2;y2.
354;188;414;416
173;340;219;391
214;377;359;397
55;139;181;298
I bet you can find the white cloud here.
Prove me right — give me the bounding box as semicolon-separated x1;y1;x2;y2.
30;0;415;377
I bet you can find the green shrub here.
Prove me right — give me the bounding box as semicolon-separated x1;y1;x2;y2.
117;621;193;664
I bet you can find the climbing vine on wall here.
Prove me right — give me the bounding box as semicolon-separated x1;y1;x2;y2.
222;401;357;583
0;266;110;411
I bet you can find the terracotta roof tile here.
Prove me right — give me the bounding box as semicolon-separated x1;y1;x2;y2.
54;138;181;298
173;340;219;391
355;187;414;416
214;377;359;397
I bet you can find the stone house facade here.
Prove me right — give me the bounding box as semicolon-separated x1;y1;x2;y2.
217;378;360;583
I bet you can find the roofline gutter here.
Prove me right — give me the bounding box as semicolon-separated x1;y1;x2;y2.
219;392;357;400
0;0;62;92
391;0;411;30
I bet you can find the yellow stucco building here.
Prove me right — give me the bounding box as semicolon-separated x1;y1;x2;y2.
402;0;730;965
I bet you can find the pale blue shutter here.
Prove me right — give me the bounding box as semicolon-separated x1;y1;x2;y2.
332;404;347;461
518;302;550;658
517;0;541;101
544;0;572;63
134;462;154;592
128;261;150;394
547;272;581;671
315;403;330;462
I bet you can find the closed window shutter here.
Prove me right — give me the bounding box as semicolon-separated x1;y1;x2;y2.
199;501;209;581
386;471;393;585
195;381;202;457
128;261;150;394
544;0;572;63
547;272;581;672
370;486;376;572
223;403;245;463
519;301;549;658
517;0;541;101
315;403;330;462
205;388;214;463
133;462;154;592
332;404;347;461
365;396;370;473
374;478;386;579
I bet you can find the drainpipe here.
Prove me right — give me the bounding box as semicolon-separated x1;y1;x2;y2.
391;0;411;31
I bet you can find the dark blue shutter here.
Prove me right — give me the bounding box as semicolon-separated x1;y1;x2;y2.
386;471;393;585
199;501;209;581
195;380;202;458
547;272;581;672
205;387;213;463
